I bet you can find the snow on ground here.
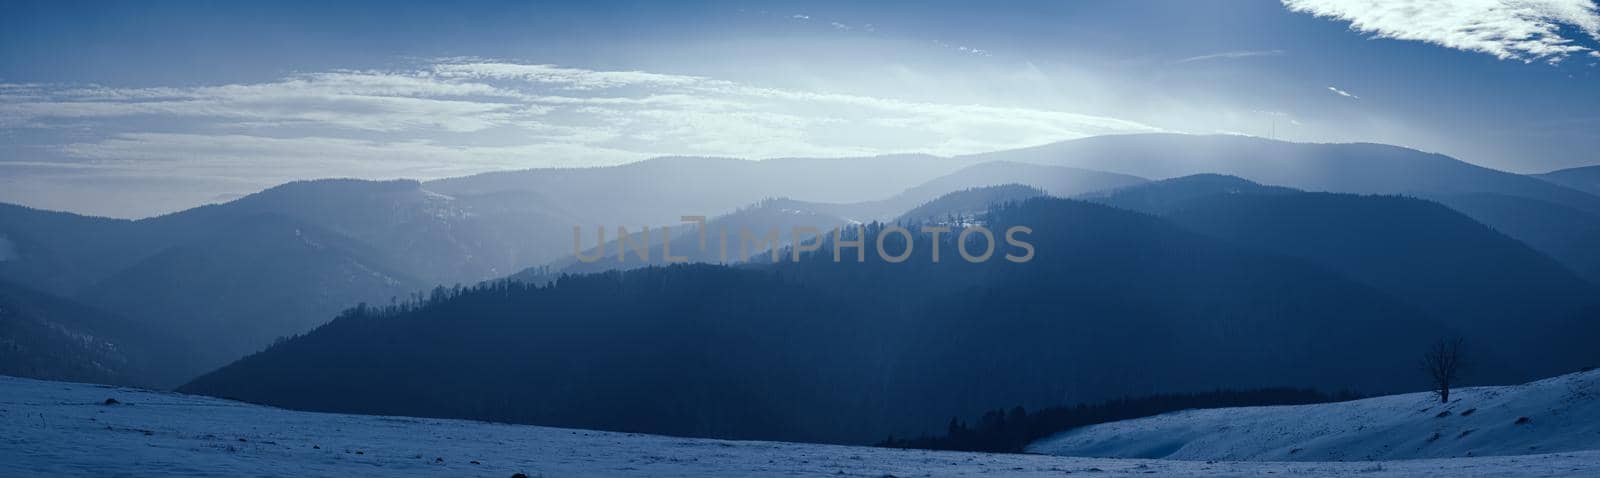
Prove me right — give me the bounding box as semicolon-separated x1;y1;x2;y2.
1030;369;1600;462
3;375;1599;477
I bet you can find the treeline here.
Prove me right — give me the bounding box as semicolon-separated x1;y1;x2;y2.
879;388;1361;453
184;198;1459;444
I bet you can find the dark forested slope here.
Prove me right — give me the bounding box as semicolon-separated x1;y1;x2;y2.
182;198;1511;444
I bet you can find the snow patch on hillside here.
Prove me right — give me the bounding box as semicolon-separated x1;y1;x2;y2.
4;375;1600;477
1029;369;1600;461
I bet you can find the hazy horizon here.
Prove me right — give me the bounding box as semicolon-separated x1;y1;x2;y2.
2;132;1594;220
6;0;1600;218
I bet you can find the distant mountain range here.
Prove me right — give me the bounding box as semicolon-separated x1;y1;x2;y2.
3;133;1598;397
1142;180;1595;381
1075;174;1299;215
0;279;179;386
181;188;1600;444
0;178;583;384
185;197;1475;444
1429;193;1600;283
980;135;1600;283
898;184;1047;223
509;162;1136;281
977;134;1600;215
1537;165;1600;197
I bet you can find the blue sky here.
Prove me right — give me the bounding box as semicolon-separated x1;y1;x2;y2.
3;0;1599;217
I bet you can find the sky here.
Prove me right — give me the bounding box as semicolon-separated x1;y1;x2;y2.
3;0;1599;218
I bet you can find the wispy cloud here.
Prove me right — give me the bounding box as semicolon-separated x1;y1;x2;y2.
1177;49;1286;63
1283;0;1600;63
0;60;1163;203
956;46;991;56
431;62;707;90
1327;86;1360;99
930;40;993;57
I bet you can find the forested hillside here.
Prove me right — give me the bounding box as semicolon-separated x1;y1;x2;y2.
182;198;1544;444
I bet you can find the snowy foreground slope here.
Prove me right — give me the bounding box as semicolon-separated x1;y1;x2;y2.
1031;369;1600;462
4;376;1599;477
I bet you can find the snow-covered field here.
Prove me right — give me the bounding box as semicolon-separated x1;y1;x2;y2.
1030;369;1600;462
4;375;1599;477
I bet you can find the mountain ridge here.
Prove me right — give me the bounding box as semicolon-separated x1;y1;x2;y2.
180;197;1488;444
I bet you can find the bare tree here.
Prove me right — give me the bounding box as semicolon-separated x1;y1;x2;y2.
1422;338;1466;403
